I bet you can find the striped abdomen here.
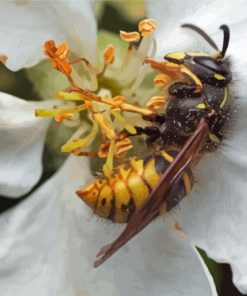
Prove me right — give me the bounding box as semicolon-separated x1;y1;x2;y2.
76;150;194;223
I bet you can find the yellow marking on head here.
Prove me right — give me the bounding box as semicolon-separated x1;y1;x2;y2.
127;172;150;209
196;103;206;110
95;184;113;219
182;172;192;194
214;73;226;80
113;180;131;223
142;159;161;189
130;159;144;175
165;52;186;61
220;88;228;108
180;65;202;92
161;151;174;163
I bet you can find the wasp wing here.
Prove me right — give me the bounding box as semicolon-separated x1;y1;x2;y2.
94;118;209;268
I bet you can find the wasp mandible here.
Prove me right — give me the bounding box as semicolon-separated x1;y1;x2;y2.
76;24;232;267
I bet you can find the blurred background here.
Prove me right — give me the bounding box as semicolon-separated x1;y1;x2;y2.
0;1;243;295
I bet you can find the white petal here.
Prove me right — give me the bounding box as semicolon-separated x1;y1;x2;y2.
146;0;247;58
0;155;216;296
0;0;96;71
0;92;50;198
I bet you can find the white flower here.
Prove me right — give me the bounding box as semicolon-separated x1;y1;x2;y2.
146;0;247;293
0;0;237;295
0;0;96;71
0;91;216;296
0;92;54;197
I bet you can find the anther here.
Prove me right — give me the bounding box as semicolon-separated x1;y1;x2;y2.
138;19;157;36
153;74;171;87
146;96;166;110
103;45;115;65
120;30;140;43
0;55;7;64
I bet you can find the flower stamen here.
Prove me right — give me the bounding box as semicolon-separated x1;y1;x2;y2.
61;120;99;153
154;73;171;87
146;96;166;110
98;44;115;77
120;31;140;43
103;139;115;178
37;20;166;178
138;19;157;36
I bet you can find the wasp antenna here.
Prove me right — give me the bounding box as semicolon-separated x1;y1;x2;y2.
181;23;219;51
220;25;230;58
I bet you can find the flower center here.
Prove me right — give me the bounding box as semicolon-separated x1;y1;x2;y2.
35;19;167;177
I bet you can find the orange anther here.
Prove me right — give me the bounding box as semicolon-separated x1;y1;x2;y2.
44;40;70;60
55;41;70;60
44;40;71;75
146;96;165;110
103;45;115;65
153;74;171;87
98;138;132;158
54;113;73;122
120;30;140;43
52;58;72;75
115;138;133;156
44;40;57;58
138;19;157;36
0;55;7;64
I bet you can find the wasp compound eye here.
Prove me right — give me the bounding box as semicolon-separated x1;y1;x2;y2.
194;56;228;75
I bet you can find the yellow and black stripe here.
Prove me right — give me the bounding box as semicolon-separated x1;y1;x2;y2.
77;150;194;223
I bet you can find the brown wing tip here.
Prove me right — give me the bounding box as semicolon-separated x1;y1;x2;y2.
93;244;113;268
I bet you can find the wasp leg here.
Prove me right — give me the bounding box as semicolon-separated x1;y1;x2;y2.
142;113;167;124
168;82;201;98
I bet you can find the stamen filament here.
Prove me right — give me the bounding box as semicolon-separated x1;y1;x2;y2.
103;139;115;178
92;113;115;139
61;120;99;152
35;104;87;118
110;110;137;134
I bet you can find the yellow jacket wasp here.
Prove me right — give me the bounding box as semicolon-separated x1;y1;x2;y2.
80;24;232;268
36;22;232;268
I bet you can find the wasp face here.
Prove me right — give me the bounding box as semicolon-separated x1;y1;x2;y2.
165;51;232;85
